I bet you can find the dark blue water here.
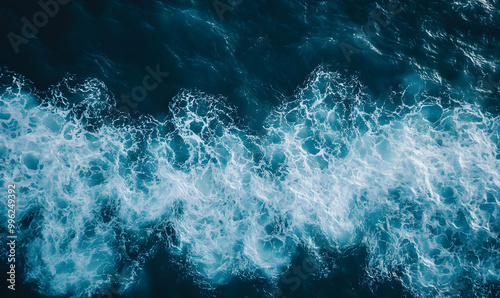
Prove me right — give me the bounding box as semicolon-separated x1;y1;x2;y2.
0;0;499;297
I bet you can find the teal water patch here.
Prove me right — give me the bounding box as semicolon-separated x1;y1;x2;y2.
0;70;499;297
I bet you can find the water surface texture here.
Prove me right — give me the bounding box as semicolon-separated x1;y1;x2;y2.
0;0;499;297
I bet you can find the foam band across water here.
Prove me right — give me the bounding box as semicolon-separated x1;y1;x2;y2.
0;69;499;297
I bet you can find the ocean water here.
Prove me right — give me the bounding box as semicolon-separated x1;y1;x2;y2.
0;1;499;297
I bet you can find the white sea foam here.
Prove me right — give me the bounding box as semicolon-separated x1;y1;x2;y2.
0;69;499;297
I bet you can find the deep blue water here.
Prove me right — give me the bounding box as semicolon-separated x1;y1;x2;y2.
0;0;499;297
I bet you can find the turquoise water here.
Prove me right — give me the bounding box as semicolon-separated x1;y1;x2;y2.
1;68;499;297
0;0;499;297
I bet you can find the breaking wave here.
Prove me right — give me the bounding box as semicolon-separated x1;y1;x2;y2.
0;68;499;297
